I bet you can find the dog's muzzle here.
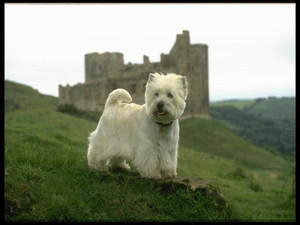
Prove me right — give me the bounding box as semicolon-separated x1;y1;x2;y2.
155;101;168;116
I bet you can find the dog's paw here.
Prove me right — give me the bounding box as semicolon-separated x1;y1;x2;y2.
120;162;131;171
161;168;177;179
140;172;162;180
110;160;131;171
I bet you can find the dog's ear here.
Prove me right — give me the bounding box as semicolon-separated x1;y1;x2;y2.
148;73;157;83
181;76;188;100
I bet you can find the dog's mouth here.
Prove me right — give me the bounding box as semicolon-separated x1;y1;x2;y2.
156;111;168;116
152;110;175;124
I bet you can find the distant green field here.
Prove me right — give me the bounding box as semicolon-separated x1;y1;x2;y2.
210;99;255;110
246;97;295;120
5;80;295;222
180;118;287;170
210;98;296;156
210;97;295;121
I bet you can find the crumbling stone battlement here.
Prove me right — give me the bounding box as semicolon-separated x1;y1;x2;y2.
59;30;210;118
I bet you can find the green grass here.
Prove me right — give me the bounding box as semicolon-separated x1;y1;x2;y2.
5;108;230;222
5;80;295;222
210;103;295;156
210;99;255;110
178;147;295;221
246;97;295;120
5;80;58;112
180;118;287;170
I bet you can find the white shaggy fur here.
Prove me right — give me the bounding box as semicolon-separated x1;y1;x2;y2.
87;72;188;179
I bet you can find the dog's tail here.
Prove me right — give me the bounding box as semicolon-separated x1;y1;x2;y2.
105;88;132;106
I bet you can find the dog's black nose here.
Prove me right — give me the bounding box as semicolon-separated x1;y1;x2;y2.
157;101;164;111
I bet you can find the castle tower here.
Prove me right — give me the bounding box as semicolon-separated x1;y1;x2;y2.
188;44;209;117
161;30;210;118
85;52;124;83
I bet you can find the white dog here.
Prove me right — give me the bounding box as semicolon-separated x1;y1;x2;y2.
87;72;188;179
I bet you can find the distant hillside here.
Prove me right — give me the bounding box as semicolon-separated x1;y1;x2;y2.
210;97;295;120
245;97;295;120
180;117;286;170
210;106;295;156
210;99;255;110
5;80;295;222
5;80;58;111
210;96;295;157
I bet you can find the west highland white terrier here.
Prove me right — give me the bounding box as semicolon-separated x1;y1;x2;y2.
87;72;188;179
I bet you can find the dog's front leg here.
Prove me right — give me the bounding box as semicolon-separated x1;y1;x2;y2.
160;148;178;179
134;150;162;179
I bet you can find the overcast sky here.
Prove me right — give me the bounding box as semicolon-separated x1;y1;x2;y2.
5;3;295;101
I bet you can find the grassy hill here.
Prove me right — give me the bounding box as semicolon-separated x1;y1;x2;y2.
245;97;295;120
210;97;295;120
210;99;255;110
210;96;296;157
5;80;295;222
5;80;58;112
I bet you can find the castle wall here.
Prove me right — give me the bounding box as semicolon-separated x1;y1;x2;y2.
59;30;210;118
59;82;107;112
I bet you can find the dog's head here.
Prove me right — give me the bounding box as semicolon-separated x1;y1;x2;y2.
145;72;188;124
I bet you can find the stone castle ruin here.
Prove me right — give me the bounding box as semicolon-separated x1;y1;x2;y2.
59;30;209;118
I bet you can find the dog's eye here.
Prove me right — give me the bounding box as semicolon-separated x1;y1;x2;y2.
167;92;173;98
155;92;159;97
